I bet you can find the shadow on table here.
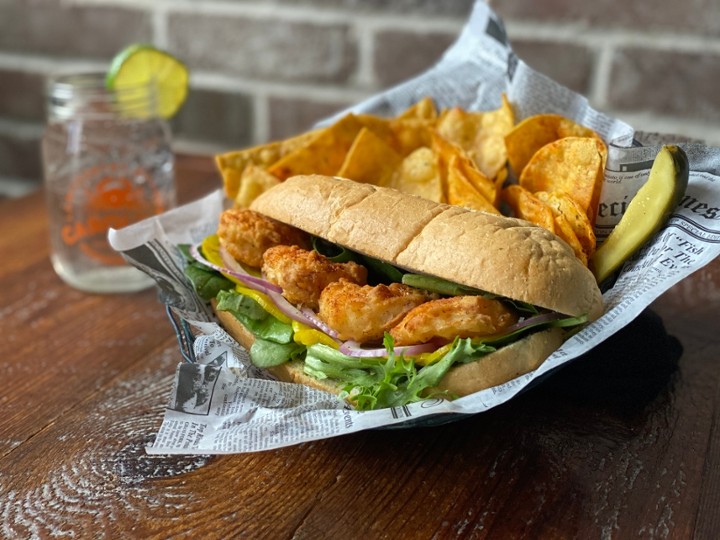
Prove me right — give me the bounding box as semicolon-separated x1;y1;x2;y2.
385;308;682;430
528;308;682;415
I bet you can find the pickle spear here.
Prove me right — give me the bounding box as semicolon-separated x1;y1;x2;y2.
590;145;689;285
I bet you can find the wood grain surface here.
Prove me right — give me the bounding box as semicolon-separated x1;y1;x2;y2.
0;154;718;539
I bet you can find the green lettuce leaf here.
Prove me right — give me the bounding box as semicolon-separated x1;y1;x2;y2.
215;290;294;344
179;244;234;301
250;338;305;368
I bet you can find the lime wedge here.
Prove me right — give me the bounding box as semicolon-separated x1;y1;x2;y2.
106;43;189;119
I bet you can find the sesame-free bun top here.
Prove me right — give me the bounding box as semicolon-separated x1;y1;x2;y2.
250;175;603;319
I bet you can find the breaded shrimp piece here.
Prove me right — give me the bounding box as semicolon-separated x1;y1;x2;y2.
318;280;438;343
390;295;519;346
262;245;367;309
217;208;310;268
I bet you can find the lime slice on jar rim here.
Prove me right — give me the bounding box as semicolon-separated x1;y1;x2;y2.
106;43;189;119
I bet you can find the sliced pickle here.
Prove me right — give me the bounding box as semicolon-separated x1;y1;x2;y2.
591;145;689;285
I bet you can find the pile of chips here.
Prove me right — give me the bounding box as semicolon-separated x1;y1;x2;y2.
216;96;607;266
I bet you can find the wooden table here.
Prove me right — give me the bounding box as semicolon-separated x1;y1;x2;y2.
1;154;718;539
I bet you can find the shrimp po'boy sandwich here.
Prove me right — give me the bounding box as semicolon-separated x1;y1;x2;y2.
183;174;603;410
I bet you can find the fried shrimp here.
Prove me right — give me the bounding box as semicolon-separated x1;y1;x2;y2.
262;245;367;309
390;295;519;346
318;280;438;343
217;208;310;268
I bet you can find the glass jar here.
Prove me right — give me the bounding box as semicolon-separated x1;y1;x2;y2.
42;72;176;293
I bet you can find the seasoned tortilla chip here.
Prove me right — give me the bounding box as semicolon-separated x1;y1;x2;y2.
398;96;438;121
390;146;443;203
536;190;596;257
234;165;281;208
447;154;500;214
436;94;514;179
505;114;603;177
337;127;404;186
502;184;555;233
267;114;363;180
519;136;605;223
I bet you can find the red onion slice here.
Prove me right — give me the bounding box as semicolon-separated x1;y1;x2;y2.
339;340;437;358
504;311;564;333
300;308;341;339
190;242;282;294
218;244;251;275
265;289;327;330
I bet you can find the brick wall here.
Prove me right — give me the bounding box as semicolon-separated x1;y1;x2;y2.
1;0;718;196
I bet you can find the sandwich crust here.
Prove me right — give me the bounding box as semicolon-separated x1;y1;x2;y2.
250;174;603;319
432;328;564;397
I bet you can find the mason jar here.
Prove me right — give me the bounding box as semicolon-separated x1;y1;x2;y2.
42;72;176;293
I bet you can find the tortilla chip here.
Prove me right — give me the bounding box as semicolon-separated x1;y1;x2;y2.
447;155;500;214
267;114;363;180
502;185;556;233
215;142;282;199
505;114;603;177
390;118;435;156
398;96;438;121
455;151;498;206
390;146;443;203
337;127;404;186
553;212;589;266
430;131;459;170
234;165;282;208
519;136;605;223
503;185;588;263
474;94;514;179
436;94;514;179
356;114;395;144
536;190;596;257
215;128;322;198
434;137;497;206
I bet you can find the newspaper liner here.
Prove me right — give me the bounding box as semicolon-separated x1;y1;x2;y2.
109;1;720;454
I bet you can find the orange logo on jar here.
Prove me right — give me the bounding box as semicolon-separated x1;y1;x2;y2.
61;165;164;265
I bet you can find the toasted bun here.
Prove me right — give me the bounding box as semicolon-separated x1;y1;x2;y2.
250;175;603;319
214;300;564;399
432;327;564;397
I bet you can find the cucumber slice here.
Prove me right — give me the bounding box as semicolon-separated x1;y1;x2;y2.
591;145;689;284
